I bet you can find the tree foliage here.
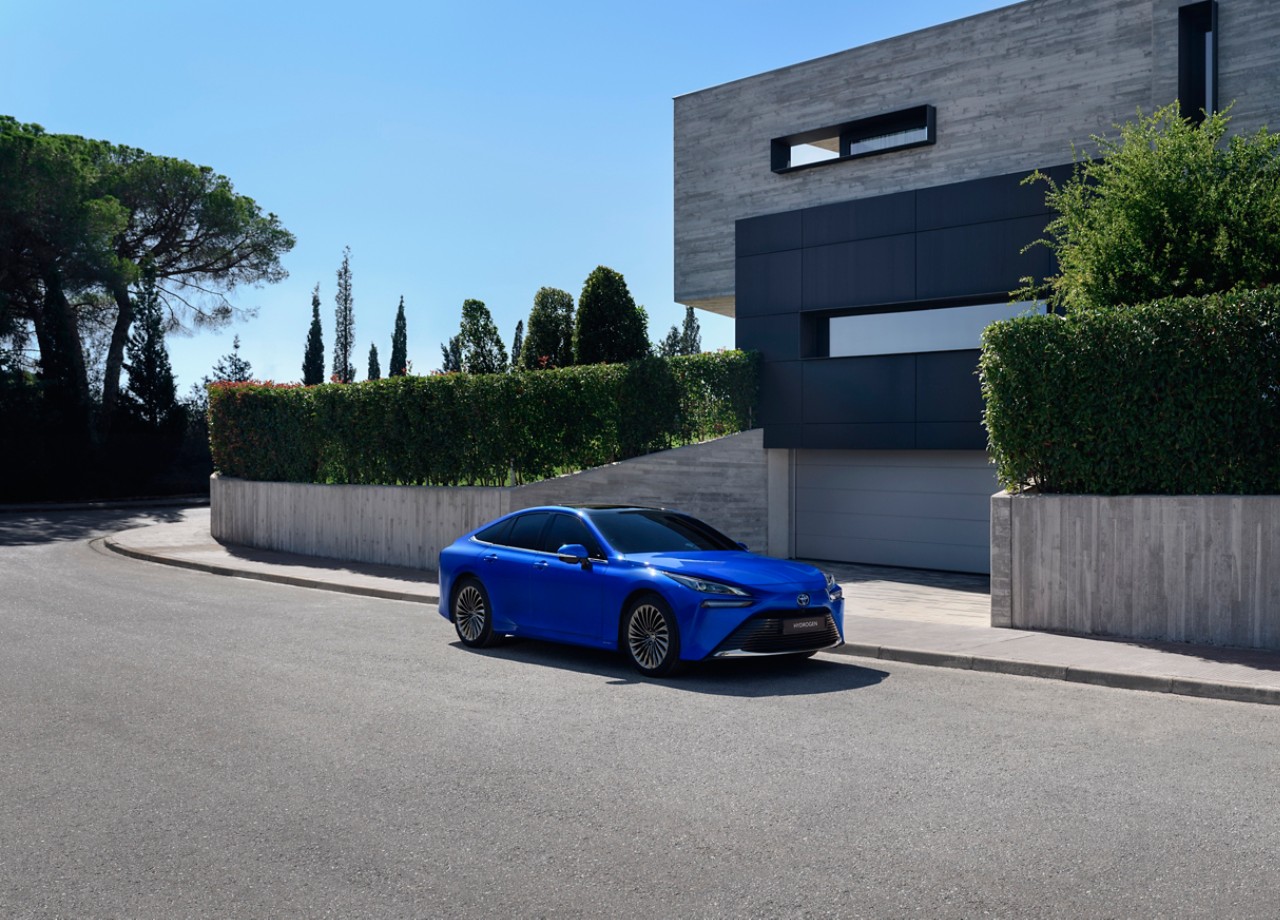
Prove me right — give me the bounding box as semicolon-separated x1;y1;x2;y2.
367;342;381;381
439;335;462;373
519;286;575;369
658;306;702;357
122;265;178;429
510;319;524;371
302;283;325;386
209;335;252;384
453;299;507;374
332;246;355;383
573;267;649;364
0;115;293;449
1019;103;1280;311
389;295;408;377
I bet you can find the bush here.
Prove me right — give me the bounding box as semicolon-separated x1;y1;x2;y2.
209;351;759;485
980;290;1280;494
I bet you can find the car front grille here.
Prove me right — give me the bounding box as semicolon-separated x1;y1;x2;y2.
711;609;841;657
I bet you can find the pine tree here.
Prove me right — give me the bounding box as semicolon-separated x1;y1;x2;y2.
510;319;524;371
302;283;325;385
209;335;253;384
332;246;355;383
573;266;649;364
367;342;381;381
389;295;408;377
520;287;575;369
122;266;178;428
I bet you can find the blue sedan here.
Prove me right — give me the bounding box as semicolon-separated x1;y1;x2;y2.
437;505;844;676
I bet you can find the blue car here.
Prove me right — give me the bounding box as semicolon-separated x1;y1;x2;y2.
437;505;844;677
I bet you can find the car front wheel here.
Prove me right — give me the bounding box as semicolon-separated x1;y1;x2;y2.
452;577;501;648
622;594;682;677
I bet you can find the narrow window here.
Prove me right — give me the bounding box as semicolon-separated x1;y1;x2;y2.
1179;1;1218;123
771;106;935;173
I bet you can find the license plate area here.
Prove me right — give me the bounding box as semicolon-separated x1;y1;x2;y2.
782;616;826;636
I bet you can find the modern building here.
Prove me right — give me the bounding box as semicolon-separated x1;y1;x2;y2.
674;0;1280;573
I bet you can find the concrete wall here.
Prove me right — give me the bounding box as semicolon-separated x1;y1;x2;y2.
991;492;1280;651
675;0;1280;314
211;430;769;572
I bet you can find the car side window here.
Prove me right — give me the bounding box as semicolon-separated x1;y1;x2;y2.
474;518;514;546
505;512;551;551
541;513;605;559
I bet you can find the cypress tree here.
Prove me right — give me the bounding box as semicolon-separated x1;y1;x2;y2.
302;283;325;385
510;319;524;371
389;295;408;376
332;246;355;383
367;342;381;381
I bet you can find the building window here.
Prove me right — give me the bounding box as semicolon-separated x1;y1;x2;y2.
1179;1;1218;123
824;301;1043;358
771;105;935;174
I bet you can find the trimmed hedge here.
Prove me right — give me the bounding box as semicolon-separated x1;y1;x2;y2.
980;290;1280;494
209;350;758;486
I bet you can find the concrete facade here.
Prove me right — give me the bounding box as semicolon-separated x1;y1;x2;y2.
675;0;1280;314
991;493;1280;651
211;430;770;572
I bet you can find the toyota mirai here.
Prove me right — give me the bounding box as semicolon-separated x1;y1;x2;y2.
437;505;844;676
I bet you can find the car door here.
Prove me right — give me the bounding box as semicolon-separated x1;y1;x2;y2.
521;512;607;641
477;511;551;630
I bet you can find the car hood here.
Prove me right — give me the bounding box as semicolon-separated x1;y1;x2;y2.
629;551;823;587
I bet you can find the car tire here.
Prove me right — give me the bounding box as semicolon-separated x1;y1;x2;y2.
622;594;682;677
452;577;501;649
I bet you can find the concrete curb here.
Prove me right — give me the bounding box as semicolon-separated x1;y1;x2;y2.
833;642;1280;707
97;537;439;606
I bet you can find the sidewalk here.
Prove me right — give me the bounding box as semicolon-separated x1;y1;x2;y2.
105;507;1280;706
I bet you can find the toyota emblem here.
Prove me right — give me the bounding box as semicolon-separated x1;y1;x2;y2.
796;593;811;607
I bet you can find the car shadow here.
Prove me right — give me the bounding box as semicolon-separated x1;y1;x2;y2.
451;638;889;697
0;507;190;547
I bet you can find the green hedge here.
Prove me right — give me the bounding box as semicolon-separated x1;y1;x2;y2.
209;350;758;486
980;290;1280;494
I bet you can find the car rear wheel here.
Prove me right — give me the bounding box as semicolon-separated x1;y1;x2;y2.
452;577;501;648
622;594;682;677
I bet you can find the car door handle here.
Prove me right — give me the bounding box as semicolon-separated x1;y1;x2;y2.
532;560;549;570
482;553;499;564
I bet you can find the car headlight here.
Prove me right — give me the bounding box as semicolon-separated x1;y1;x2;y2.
663;572;750;596
824;571;842;601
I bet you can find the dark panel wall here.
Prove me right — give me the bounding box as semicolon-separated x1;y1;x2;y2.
736;164;1067;450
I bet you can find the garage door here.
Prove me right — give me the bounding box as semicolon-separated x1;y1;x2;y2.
793;450;997;574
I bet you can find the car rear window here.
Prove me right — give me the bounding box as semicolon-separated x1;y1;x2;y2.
585;509;738;554
474;518;514;545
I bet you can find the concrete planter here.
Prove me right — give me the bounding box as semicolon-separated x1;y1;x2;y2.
211;429;769;572
991;492;1280;651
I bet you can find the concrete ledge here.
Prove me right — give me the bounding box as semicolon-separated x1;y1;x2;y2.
212;430;769;572
991;492;1280;652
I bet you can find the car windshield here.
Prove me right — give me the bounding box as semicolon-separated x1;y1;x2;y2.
585;509;739;554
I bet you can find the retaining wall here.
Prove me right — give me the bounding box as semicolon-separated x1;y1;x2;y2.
991;492;1280;651
211;429;769;572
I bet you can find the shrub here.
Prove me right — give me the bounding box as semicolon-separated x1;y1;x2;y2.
209;351;759;486
980;290;1280;494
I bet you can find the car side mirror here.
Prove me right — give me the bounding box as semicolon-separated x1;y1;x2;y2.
556;543;590;565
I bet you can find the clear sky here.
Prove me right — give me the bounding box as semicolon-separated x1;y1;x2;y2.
3;0;1013;392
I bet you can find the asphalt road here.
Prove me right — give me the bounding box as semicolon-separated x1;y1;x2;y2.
3;509;1280;919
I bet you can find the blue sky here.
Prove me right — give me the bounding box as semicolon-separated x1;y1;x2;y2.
3;0;1011;391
